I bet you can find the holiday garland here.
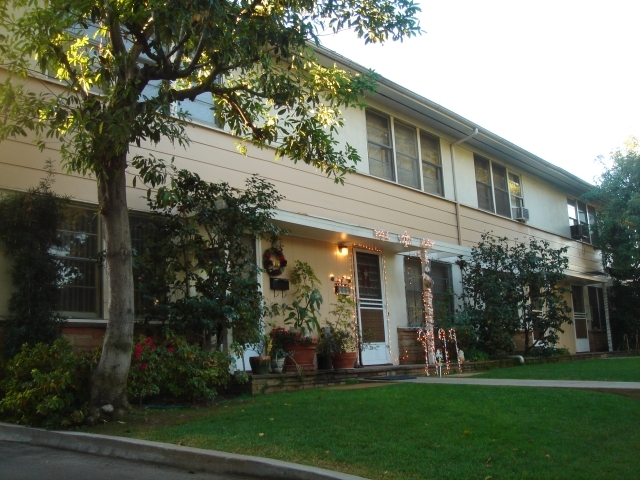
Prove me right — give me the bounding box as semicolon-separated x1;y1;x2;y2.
263;246;287;276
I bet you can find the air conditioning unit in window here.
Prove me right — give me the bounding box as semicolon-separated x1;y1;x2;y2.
570;224;589;240
512;207;530;222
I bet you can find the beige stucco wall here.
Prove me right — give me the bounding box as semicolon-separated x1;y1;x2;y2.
521;174;572;237
260;235;406;362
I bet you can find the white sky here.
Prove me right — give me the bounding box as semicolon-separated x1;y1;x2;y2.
319;0;640;185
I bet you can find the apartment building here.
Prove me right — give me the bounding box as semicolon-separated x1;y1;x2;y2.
0;46;611;364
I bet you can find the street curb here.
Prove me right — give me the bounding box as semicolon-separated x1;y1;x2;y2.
0;423;367;480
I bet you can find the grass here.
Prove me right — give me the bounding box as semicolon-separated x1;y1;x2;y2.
88;383;640;480
473;357;640;382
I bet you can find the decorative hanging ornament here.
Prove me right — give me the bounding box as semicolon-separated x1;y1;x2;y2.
263;244;287;277
374;229;390;241
398;231;412;247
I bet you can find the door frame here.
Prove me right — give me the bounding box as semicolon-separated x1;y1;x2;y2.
353;248;390;365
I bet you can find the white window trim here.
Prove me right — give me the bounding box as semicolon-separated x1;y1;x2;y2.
366;109;445;197
567;197;596;244
474;155;525;220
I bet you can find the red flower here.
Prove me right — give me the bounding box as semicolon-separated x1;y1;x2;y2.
134;344;143;360
167;347;174;354
139;364;148;370
150;344;157;350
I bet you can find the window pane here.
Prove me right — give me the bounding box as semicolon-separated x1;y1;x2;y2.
567;198;578;226
366;111;395;181
476;182;494;212
366;110;391;146
577;201;588;224
588;286;601;330
130;215;155;316
421;132;443;195
423;163;443;196
492;164;508;192
420;133;440;166
55;208;100;317
587;205;596;226
474;156;491;185
474;156;493;212
360;309;386;343
511;195;524;209
356;252;382;300
368;144;395;181
508;173;521;197
431;261;453;322
493;166;511;216
404;257;424;327
395;122;420;189
495;189;511;217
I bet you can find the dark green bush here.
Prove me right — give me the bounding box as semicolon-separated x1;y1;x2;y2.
0;340;97;428
0;168;68;358
465;348;490;362
528;346;570;357
128;334;232;404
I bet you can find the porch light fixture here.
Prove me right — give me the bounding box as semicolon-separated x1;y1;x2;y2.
337;244;348;256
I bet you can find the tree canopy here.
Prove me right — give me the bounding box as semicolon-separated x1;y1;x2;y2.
134;166;283;351
457;233;571;355
584;137;640;348
0;0;421;412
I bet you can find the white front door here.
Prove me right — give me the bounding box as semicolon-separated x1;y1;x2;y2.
572;285;590;352
354;250;389;365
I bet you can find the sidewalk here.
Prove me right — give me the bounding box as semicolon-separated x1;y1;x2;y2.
401;376;640;390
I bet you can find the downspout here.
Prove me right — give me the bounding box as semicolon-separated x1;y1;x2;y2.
450;128;479;245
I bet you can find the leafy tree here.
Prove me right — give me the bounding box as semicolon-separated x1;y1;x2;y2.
0;0;420;410
134;165;283;351
457;233;572;355
0;167;68;357
583;137;640;348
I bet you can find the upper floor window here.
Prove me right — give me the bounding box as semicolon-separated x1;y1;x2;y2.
366;109;444;196
474;155;523;219
567;198;595;243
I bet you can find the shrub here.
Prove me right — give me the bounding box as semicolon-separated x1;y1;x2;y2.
128;335;233;404
465;348;490;362
0;168;68;358
0;340;97;428
528;346;570;357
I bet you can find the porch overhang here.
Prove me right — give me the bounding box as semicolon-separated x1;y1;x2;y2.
273;209;462;256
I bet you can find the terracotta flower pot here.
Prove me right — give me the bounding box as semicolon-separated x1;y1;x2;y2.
249;355;271;375
284;344;316;372
331;352;357;369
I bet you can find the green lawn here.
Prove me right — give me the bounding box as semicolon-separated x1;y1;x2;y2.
473;357;640;382
89;383;640;480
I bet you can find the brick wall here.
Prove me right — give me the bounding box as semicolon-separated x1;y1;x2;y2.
397;328;424;365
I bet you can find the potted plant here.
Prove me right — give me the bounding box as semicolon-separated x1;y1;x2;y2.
327;296;358;369
248;333;272;375
269;326;317;372
269;261;323;371
316;327;333;370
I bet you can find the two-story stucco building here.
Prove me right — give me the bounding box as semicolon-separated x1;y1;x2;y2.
0;46;611;365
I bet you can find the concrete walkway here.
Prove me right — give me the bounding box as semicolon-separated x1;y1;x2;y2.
401;376;640;390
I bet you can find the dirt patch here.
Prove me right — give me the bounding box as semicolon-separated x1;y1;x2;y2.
579;388;640;400
325;382;397;391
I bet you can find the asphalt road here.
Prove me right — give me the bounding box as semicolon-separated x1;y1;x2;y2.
0;441;254;480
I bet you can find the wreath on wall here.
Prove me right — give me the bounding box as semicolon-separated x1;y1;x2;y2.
263;246;288;276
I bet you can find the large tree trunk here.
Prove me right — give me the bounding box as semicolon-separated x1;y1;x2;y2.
90;153;134;412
